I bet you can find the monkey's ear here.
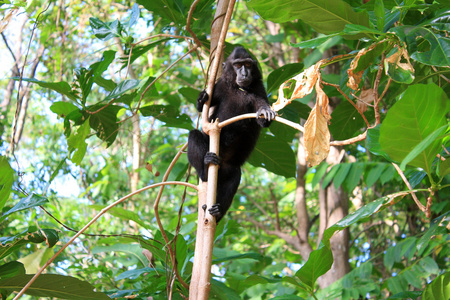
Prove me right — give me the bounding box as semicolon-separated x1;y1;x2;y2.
222;62;226;69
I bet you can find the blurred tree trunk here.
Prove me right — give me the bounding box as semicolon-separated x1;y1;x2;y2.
13;44;45;145
114;37;141;194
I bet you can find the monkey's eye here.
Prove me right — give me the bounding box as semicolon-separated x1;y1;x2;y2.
234;63;243;68
244;62;252;68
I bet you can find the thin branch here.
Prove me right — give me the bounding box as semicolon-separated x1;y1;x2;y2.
392;163;426;212
322;81;370;127
13;181;197;299
219;113;305;132
373;53;385;125
330;131;367;146
153;142;190;289
186;0;204;49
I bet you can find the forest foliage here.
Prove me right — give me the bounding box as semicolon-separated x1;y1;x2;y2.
0;0;449;299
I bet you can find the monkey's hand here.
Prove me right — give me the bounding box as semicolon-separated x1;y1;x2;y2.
197;90;209;112
204;152;221;166
256;107;277;127
208;204;223;221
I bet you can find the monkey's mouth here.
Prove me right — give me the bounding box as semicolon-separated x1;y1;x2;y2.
237;78;252;87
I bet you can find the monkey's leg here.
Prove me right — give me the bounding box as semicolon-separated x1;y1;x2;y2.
208;165;241;223
187;130;209;181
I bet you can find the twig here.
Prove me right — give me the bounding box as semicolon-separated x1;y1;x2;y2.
322;81;370;127
186;0;204;49
153;142;190;289
373;53;385;125
219;113;304;132
392;163;426;212
330;131;367;146
13;181;197;299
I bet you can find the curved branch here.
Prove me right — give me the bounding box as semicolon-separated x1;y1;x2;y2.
13;181;197;299
218;113;305;132
153;142;190;289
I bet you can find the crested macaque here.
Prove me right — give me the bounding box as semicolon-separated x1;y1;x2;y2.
188;47;276;222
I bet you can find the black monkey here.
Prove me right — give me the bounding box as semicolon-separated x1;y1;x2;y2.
187;47;276;222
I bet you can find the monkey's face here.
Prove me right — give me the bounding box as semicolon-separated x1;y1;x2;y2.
233;58;254;87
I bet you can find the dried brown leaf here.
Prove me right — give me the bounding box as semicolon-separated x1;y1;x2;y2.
304;80;331;167
357;88;375;113
385;47;414;73
272;62;322;111
347;48;368;91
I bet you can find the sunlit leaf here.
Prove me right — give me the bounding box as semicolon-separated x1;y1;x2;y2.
0;274;110;299
247;0;370;36
0;157;13;211
380;84;448;173
422;272;450;300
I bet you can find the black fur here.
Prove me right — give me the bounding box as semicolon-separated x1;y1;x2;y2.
188;47;276;222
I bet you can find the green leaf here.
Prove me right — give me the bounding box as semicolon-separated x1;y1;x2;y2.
119;38;171;69
266;63;304;94
333;163;352;189
139;105;193;130
0;261;25;280
367;126;393;161
393;26;450;67
365;163;387;187
116;267;157;281
322;194;401;242
0;156;13;211
27;229;59;248
311;162;329;189
0;229;59;260
330;100;367;140
50;101;79;118
380;84;448;173
248;134;296;178
400;124;449;170
417;211;450;255
342;24;383;36
2;194;48;219
67;121;90;165
423;10;450;31
422;272;450;300
0;274;110;299
403;269;423;289
344;163;364;192
247;0;370;36
14;78;78;101
389;291;422;299
291;33;340;49
92;243;148;267
89;17;122;41
295;242;333;289
90;205;149;229
374;0;385;31
322;164;340;188
136;0;184;26
104;79;139;102
179;87;201;106
86;105;122;147
90;50;116;77
127;3;140;29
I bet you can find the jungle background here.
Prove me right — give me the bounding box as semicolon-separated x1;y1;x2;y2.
0;0;449;299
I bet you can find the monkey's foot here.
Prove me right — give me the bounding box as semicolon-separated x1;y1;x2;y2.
209;204;223;219
204;152;221;166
